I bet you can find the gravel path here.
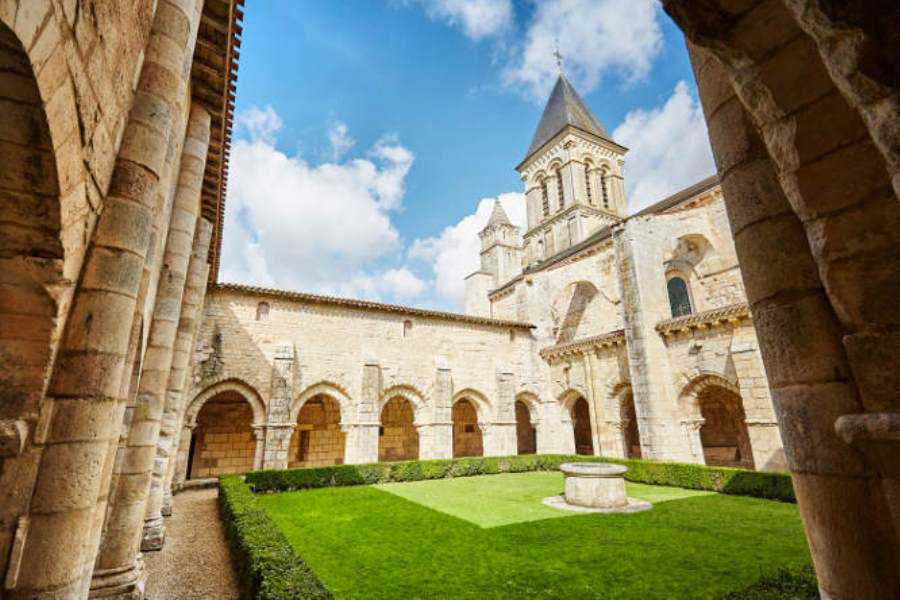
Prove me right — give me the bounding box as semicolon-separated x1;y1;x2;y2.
144;487;241;599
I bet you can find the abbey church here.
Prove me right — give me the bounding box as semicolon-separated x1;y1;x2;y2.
3;1;897;597
180;73;785;486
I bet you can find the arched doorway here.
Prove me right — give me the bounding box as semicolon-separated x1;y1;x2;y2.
571;397;594;455
0;20;65;580
620;391;642;459
452;399;483;457
289;394;345;468
379;396;419;462
188;391;258;478
698;386;754;469
515;400;536;455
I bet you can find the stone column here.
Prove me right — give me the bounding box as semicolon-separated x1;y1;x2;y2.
160;220;213;514
685;41;896;597
344;362;381;464
419;367;453;460
140;105;211;539
7;2;202;598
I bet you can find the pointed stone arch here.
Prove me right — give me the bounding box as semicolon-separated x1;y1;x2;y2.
291;381;353;425
514;392;540;455
186;378;267;427
559;388;595;456
380;384;428;424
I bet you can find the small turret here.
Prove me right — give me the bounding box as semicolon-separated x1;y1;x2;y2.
464;200;523;317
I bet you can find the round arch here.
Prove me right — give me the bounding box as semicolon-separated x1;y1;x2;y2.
291;381;353;425
380;384;428;424
185;378;267;427
679;373;753;469
451;388;493;423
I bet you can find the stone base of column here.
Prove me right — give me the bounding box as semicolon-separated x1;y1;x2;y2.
161;491;173;517
140;516;166;552
89;557;146;599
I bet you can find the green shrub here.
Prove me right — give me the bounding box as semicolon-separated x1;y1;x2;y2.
244;454;794;503
218;475;332;599
720;565;818;599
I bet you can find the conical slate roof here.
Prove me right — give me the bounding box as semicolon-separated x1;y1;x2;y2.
524;74;609;161
486;200;513;227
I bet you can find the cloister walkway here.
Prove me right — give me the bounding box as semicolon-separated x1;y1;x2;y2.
144;488;240;599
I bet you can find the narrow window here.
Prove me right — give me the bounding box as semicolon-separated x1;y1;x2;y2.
600;170;609;209
256;302;270;321
555;166;565;209
667;277;693;317
509;329;515;342
403;319;413;337
540;177;549;217
584;162;593;205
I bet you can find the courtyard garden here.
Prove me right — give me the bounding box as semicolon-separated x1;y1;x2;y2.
219;456;814;599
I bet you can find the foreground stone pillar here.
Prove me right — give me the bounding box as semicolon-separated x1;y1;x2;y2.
261;424;294;470
6;3;200;598
140;104;212;546
160;220;213;514
685;41;896;598
344;362;381;464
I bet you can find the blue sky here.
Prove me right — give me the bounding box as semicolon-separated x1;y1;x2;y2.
221;0;716;310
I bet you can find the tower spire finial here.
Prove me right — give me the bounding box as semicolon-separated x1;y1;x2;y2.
553;38;564;75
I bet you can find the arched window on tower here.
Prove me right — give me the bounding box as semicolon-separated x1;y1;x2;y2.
600;168;610;210
256;302;270;321
555;165;565;209
584;161;593;206
666;276;693;317
540;177;549;217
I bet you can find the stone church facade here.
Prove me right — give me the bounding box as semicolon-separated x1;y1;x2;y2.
2;0;897;597
178;74;786;492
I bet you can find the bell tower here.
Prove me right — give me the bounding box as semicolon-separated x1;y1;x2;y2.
516;73;628;268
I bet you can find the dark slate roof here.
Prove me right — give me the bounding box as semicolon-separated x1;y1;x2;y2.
524;74;609;161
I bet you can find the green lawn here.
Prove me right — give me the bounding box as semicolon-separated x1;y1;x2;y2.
258;472;810;599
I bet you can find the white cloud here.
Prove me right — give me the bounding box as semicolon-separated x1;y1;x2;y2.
409;0;513;40
221;107;425;303
235;105;283;145
504;0;663;101
410;192;525;308
327;121;355;160
612;81;717;212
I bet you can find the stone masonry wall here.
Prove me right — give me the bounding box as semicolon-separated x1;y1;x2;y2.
190;398;256;478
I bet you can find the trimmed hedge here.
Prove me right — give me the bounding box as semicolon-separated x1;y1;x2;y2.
218;475;332;599
244;454;795;503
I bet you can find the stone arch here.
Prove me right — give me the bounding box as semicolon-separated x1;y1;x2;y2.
0;19;64;429
378;395;419;462
289;394;345;468
185;378;267;427
451;388;493;423
613;385;642;459
451;397;483;458
291;381;353;425
514;394;538;455
380;384;428;424
560;389;595;456
679;373;753;469
184;379;266;479
551;280;602;343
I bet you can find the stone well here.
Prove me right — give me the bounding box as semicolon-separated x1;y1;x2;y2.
543;462;652;514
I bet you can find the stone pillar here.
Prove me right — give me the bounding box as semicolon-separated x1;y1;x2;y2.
172;423;195;490
685;41;897;597
138;104;211;550
160;220;213;514
484;372;517;456
261;424;292;470
344;362;381;464
7;2;202;597
419;367;453;460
